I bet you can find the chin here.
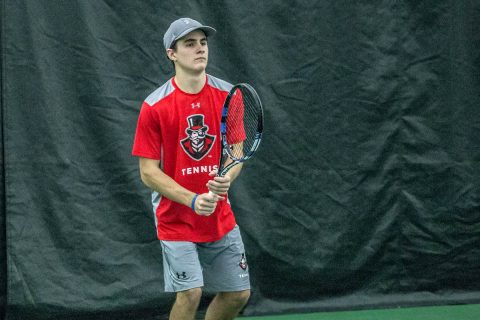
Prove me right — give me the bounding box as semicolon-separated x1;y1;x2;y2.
194;60;207;66
191;64;207;72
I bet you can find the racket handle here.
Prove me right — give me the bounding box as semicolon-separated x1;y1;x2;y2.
208;190;215;196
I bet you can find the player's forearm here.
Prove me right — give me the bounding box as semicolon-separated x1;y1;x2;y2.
140;167;194;207
225;163;243;183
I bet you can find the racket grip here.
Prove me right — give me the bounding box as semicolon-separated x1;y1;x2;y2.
208;190;215;196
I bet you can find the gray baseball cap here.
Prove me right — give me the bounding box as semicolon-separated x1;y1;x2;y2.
163;17;216;50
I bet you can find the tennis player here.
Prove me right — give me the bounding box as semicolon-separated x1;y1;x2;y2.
132;18;250;319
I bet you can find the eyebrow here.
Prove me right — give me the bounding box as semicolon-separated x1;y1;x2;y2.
183;37;207;43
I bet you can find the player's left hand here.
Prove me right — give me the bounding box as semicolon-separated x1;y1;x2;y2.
207;170;231;195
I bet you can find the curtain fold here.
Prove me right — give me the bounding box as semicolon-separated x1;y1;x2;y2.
2;1;480;319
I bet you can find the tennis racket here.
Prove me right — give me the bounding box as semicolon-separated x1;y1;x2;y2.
213;83;264;182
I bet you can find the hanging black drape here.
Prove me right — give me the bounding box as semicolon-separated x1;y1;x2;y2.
1;1;480;319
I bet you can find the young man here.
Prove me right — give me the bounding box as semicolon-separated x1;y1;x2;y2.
132;18;251;320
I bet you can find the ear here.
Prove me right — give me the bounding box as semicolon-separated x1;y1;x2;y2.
166;48;176;62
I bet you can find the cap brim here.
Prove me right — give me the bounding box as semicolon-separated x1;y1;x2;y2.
176;26;216;42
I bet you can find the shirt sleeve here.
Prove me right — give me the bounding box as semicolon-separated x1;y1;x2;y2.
132;102;162;160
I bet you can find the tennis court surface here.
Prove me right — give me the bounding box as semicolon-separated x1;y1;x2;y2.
241;303;480;320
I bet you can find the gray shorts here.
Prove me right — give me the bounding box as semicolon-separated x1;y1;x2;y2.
160;225;250;293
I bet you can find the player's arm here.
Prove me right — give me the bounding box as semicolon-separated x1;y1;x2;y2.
207;142;244;195
139;157;224;215
207;163;243;195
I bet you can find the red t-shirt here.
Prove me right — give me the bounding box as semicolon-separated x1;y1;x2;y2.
132;75;237;242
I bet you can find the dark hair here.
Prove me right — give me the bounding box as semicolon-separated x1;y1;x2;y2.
166;41;177;68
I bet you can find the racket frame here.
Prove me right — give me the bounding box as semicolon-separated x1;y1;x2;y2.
217;83;264;177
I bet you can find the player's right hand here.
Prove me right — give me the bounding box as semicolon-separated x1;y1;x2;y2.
194;193;225;216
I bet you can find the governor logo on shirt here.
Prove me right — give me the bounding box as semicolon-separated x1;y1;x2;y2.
180;114;216;161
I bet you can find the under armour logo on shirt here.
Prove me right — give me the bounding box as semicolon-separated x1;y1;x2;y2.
191;102;201;109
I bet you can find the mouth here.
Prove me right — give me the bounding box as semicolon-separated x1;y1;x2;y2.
195;57;207;61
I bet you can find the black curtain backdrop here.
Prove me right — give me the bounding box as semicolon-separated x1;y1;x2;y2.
1;0;480;319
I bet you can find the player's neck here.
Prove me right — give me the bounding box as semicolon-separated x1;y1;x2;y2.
174;70;206;94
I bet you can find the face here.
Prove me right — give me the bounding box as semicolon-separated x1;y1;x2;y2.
187;128;207;143
167;30;208;74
